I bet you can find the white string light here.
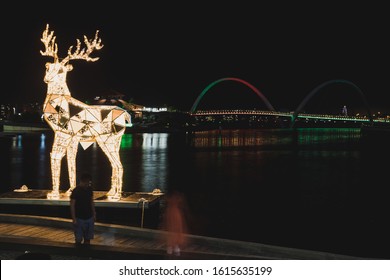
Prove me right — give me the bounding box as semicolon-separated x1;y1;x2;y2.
41;24;131;200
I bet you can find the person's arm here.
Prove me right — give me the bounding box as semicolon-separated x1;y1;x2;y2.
70;199;77;224
91;196;96;221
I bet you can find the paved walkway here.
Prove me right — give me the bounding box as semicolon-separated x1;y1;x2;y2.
0;214;367;260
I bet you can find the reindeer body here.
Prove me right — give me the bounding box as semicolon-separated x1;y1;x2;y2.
41;24;131;200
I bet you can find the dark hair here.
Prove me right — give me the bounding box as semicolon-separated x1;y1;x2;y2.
80;172;92;182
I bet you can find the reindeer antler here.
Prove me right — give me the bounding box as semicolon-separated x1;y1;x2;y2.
40;24;58;61
62;30;104;64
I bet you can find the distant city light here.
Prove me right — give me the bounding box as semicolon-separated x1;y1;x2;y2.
142;107;167;112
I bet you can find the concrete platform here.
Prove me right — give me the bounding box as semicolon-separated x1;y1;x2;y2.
0;189;163;209
0;214;368;260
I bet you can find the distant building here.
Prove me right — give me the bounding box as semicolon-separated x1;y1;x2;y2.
0;104;14;120
0;102;42;122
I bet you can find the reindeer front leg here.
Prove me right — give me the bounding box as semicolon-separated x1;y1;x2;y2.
47;132;71;199
109;154;123;198
48;152;62;199
106;161;123;200
65;137;79;196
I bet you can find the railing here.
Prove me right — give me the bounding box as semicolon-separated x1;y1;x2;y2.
190;110;389;123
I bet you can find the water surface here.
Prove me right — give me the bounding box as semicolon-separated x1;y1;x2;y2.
1;128;389;259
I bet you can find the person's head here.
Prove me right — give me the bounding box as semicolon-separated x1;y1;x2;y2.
167;190;186;208
79;172;92;187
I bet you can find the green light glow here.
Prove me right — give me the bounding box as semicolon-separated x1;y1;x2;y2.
291;79;373;128
121;134;133;149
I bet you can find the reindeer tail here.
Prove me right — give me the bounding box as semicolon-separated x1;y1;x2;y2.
125;111;133;127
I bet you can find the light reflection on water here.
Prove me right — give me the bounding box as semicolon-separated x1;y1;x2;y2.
189;128;361;148
140;133;168;192
2;128;362;191
190;129;293;148
3;132;170;192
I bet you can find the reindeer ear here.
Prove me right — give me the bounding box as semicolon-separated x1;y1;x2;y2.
45;62;50;69
66;64;73;71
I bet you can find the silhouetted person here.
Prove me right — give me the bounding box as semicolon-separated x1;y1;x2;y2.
342;105;348;116
70;172;96;246
160;191;189;256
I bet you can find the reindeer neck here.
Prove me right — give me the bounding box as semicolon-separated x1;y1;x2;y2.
46;77;71;97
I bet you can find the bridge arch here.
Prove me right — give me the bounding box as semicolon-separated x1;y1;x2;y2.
190;77;275;113
290;79;374;128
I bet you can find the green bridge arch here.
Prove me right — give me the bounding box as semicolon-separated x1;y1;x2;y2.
290;79;374;128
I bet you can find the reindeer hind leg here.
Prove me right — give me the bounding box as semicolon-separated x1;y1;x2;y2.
96;136;123;200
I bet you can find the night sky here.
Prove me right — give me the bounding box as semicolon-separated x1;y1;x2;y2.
2;3;389;114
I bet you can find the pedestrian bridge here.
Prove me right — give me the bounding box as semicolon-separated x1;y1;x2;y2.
190;109;389;124
189;78;389;128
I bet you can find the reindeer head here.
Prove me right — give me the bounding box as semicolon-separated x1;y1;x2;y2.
40;24;104;83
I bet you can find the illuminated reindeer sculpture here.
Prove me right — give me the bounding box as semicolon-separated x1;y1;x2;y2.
40;24;131;200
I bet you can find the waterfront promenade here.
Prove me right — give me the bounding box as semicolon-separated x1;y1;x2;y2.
0;214;366;260
0;185;384;260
